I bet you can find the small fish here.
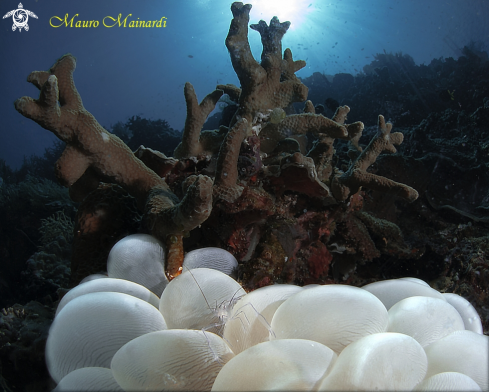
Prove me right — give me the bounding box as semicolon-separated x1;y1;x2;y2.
188;55;194;58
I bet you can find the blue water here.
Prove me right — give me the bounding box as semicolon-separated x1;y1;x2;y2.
1;0;488;168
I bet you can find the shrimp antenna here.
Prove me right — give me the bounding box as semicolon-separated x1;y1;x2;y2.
182;264;213;311
181;265;226;364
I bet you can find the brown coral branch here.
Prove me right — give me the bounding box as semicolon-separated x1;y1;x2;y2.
331;105;363;155
282;48;307;79
225;2;308;122
332;115;419;202
216;84;241;102
251;17;290;61
306;135;336;182
14;54;213;239
332;105;350;124
303;100;316;114
214;117;250;203
212;2;311;203
134;146;178;178
265;152;335;201
144;174;213;237
346;122;365;152
173;82;223;159
331;105;364;146
226;2;261;94
278;113;350;138
260;112;352;154
279;48;308;104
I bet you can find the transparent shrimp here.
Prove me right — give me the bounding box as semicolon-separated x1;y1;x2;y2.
183;266;276;363
221;284;303;355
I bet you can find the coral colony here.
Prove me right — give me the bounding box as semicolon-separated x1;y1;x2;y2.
15;2;417;288
13;2;488;391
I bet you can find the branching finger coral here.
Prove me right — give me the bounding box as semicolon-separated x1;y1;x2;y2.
14;55;213;240
225;2;308;123
173;83;224;159
15;2;420;287
331;115;419;202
